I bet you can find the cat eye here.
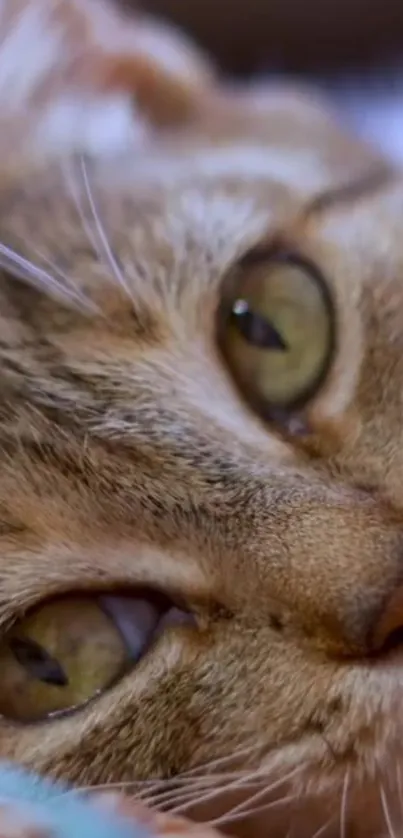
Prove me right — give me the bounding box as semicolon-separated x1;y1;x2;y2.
219;252;335;410
0;591;192;723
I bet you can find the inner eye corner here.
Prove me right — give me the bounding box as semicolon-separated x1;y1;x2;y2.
0;585;199;725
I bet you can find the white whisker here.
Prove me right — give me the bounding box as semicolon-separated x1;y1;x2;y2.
172;744;262;779
208;767;302;828
139;774;261;809
396;762;403;821
340;770;350;838
140;790;203;809
62;745;271;812
140;788;223;811
140;772;248;791
78;155;135;304
310;818;335;838
80;769;253;796
60;781;148;800
396;762;402;795
65;771;250;801
62;157;106;268
138;772;251;798
171;763;303;817
22;243;80;291
380;782;398;838
0;241;96;312
210;793;298;828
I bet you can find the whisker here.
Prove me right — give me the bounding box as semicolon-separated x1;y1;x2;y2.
310;818;335;838
138;774;262;809
171;763;304;817
18;240;103;317
59;781;151;799
137;773;251;800
208;768;301;828
380;782;398;838
61;744;270;811
396;761;402;796
21;243;81;292
339;770;350;838
62;771;251;802
62;157;105;268
172;744;263;779
396;761;403;821
139;789;207;810
140;787;229;811
73;770;252;798
140;772;249;790
78;155;135;305
210;793;298;828
308;824;330;838
0;242;96;312
208;780;278;825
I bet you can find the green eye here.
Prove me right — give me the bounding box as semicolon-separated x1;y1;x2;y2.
0;597;128;723
0;590;192;724
219;252;335;409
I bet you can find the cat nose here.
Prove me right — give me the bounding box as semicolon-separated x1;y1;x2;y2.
320;583;403;658
371;586;403;653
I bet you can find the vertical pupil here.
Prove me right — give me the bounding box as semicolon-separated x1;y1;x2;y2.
9;636;69;687
231;299;287;350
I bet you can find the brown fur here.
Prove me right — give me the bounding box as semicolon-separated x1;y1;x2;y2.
0;5;402;838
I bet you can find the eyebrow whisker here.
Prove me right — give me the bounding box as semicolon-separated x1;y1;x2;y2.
304;164;394;217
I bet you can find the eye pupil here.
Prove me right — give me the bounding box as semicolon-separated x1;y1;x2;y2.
9;637;69;688
231;299;287;351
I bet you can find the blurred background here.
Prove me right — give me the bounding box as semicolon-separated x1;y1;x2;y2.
133;0;403;163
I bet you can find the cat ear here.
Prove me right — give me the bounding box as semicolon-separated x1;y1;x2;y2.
76;5;214;128
0;0;214;163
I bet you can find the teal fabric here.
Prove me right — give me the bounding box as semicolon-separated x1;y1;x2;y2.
0;762;151;838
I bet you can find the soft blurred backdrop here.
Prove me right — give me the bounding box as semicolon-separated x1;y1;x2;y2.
134;0;403;163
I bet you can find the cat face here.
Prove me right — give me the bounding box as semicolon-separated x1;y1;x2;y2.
0;85;402;837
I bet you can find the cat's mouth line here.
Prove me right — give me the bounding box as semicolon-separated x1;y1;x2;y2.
100;590;197;664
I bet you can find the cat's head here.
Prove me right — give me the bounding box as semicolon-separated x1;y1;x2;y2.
0;13;402;836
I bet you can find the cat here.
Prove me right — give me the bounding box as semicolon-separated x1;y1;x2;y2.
0;1;401;837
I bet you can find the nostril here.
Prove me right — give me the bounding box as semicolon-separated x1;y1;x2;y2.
372;586;403;654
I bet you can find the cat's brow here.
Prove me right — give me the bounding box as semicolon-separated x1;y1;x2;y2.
304;164;395;217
